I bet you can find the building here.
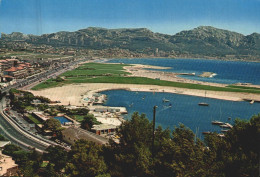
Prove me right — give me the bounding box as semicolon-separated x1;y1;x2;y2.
0;151;18;176
0;141;11;150
91;124;117;135
62;127;109;145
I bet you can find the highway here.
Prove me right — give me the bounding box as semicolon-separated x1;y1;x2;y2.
0;99;48;152
0;58;87;151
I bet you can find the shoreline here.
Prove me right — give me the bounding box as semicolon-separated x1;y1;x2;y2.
30;83;260;106
97;56;260;63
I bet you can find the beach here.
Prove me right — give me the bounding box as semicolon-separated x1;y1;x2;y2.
30;82;260;107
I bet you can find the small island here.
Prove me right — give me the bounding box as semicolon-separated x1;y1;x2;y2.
199;72;217;78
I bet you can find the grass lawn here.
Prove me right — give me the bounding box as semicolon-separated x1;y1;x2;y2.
61;62;130;77
27;114;42;124
73;115;85;122
25;106;35;111
31;63;260;94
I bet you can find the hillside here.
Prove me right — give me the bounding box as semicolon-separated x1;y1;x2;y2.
1;26;260;59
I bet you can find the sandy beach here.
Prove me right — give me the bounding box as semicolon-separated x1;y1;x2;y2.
30;82;260;107
28;63;260;107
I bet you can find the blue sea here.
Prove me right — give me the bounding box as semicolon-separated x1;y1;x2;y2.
101;90;260;138
105;58;260;85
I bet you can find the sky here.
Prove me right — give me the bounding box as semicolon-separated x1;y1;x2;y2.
0;0;260;36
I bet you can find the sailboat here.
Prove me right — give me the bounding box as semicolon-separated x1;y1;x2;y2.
198;91;209;106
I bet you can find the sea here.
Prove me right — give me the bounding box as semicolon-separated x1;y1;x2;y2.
105;58;260;85
101;89;260;138
100;58;260;137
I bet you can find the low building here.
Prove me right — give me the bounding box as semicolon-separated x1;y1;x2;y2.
0;141;11;150
0;151;18;176
32;112;49;122
62;127;109;145
91;124;117;135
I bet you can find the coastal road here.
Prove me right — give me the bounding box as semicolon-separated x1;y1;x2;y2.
0;97;50;152
0;59;88;151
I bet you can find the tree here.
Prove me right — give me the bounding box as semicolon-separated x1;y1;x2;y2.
204;114;260;177
44;146;68;172
65;140;109;177
154;124;207;177
105;112;154;177
81;114;101;131
43;118;61;132
43;118;63;138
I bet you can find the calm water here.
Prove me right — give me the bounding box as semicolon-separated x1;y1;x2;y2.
54;116;72;124
105;58;260;85
101;90;260;138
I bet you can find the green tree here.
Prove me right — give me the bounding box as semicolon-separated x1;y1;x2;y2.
155;124;207;177
205;114;260;177
65;140;109;177
44;146;68;172
43;118;61;132
0;134;7;141
43;118;63;138
106;112;154;177
81;114;101;131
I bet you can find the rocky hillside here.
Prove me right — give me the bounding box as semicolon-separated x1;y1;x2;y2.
1;26;260;58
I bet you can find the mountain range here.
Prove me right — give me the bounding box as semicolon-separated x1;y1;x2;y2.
1;26;260;59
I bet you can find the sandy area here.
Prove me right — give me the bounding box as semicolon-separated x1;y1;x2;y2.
124;64;227;87
30;83;260;107
29;63;260;108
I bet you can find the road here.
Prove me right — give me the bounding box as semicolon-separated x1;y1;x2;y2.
0;58;87;151
0;98;48;152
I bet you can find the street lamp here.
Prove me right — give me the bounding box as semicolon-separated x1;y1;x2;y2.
152;105;158;157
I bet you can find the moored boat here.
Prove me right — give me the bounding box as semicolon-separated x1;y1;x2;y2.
198;102;209;106
211;120;224;125
163;98;170;102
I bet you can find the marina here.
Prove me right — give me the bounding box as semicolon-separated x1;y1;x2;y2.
100;89;260;137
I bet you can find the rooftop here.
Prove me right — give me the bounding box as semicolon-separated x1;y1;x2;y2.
92;124;117;131
62;127;109;145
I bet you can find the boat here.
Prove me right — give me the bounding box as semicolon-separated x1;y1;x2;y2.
129;103;134;107
163;98;170;102
168;103;172;108
220;124;231;128
211;121;224;125
219;123;233;129
198;91;209;106
217;133;225;138
198;102;209;106
202;131;211;135
221;129;229;133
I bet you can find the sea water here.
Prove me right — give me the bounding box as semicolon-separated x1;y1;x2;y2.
101;90;260;138
105;58;260;85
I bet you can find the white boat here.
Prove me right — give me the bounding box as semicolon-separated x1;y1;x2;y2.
211;121;224;125
163;98;170;102
198;102;209;106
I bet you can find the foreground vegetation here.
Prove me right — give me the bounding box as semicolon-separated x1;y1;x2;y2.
3;113;259;177
32;63;260;94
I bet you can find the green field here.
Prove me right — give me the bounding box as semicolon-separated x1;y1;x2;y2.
61;62;130;77
73;115;85;122
27;114;42;124
32;62;260;94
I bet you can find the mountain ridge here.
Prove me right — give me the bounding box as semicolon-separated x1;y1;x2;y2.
1;26;260;59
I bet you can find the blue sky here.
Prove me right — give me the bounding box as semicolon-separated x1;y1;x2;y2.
0;0;260;35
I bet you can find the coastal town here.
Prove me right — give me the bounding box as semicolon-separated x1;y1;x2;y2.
0;51;259;175
0;0;259;175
